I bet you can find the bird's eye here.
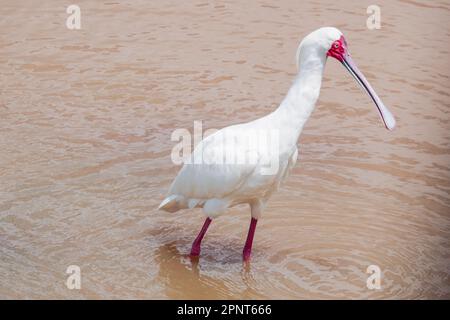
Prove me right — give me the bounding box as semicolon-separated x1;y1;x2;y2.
334;43;339;49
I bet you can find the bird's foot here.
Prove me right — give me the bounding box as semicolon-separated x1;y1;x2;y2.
190;243;201;257
242;249;252;262
189;217;212;257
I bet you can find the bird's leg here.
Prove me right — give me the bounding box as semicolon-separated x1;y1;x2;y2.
190;217;212;256
243;217;258;262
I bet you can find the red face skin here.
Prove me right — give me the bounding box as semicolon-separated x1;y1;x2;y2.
326;35;348;62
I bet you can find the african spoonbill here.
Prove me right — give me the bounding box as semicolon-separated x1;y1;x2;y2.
159;27;395;262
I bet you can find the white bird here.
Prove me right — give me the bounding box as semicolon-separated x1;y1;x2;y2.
158;27;395;262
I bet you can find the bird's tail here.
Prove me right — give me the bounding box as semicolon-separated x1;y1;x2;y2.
158;195;182;213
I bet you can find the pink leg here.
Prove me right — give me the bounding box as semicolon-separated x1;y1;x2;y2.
190;217;212;256
243;217;258;262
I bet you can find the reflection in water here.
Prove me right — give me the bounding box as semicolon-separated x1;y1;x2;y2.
155;243;204;299
154;242;259;299
1;0;450;299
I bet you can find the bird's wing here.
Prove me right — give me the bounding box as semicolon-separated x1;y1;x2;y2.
168;126;261;200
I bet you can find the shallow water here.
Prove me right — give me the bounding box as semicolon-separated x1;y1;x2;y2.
1;0;449;299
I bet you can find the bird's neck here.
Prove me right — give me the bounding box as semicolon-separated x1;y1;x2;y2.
273;48;326;139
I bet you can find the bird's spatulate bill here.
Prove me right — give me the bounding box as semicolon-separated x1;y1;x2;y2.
342;54;396;130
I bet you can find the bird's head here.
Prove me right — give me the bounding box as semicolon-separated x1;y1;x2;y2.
297;27;396;131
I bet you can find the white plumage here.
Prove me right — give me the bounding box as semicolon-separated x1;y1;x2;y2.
158;27;395;261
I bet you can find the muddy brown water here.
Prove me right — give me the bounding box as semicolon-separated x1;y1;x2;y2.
1;0;449;299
